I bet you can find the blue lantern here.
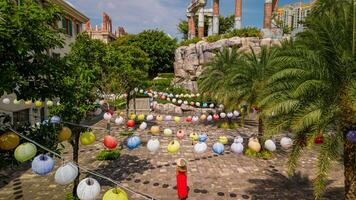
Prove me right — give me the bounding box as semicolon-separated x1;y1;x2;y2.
31;154;55;176
42;119;49;125
50;116;61;124
212;143;224;154
198;133;208;142
127;136;141;149
202;103;208;108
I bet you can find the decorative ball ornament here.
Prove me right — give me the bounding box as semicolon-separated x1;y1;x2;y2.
219;136;228;145
0;131;20;150
139;89;144;93
231;141;244;154
129;113;136;120
177;100;183;104
103;188;128;200
213;114;220;121
167;97;171;101
172;99;177;103
346;130;356;143
198;133;208;142
248;137;261;152
280;137;293;149
227;112;233;118
264;139;276;152
77;178;101;200
58;127;72;142
207;115;213;122
209;103;214;108
183;101;188;105
137;114;145;121
314;135;324;144
219;104;224;109
50;116;61;124
103;112;112;121
13;99;21;105
34;100;42;107
163;128;173;136
139;122;147;130
103;135;118;149
189;132;199;141
115;117;124;125
233;110;240;117
31;154;55;176
185;116;192;123
25;100;32;106
156;115;163;122
150;126;160;135
190;101;195;106
212;143;224;154
165;115;172;122
202;103;208;108
194;142;207;154
80;131;96;145
167;140;180;153
126;120;135;128
200;114;207;121
14;143;37;162
176;130;185;139
220;113;226;119
146;114;154;121
174;116;181;123
147;138;160;153
195;102;201;107
127;136;141;149
192;116;199;123
2;98;10;104
234;136;243;144
54;162;78;185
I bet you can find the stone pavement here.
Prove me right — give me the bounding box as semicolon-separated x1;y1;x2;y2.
0;117;344;200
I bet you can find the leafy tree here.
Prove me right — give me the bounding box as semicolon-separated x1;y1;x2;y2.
177;20;189;40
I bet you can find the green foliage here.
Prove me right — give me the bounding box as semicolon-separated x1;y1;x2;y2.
206;35;222;43
108;98;126;110
218;121;238;129
219;15;235;34
157;73;175;79
225;27;262;38
244;148;273;159
120;131;134;136
179;37;202;46
96;149;120;161
65;193;80;200
177;20;189;40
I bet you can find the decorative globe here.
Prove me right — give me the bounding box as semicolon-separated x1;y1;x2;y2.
219;136;228;145
176;130;185;139
234;136;243;144
231;142;244;154
31;154;55;176
213;114;219;121
190;101;195;106
248;137;261;152
183;101;188;105
195;102;201;107
227;112;233;118
127;136;141;149
50;116;61;124
34;100;42;107
25;100;32;106
129;113;136;120
147;138;160;153
58;127;72;142
233;110;240;117
139;122;147;130
220;113;226;119
146;114;154;121
264;139;276;152
0;131;20;150
209;103;214;108
77;178;101;200
314;135;324;144
156;115;163;122
174;116;181;123
189;132;199;141
163;128;173;136
194;142;207;154
103;112;112;120
103;135;118;149
103;188;128;200
2;98;10;104
172;99;177;103
55;162;78;185
212;143;224;154
200;114;207;121
115;117;124;125
207;115;213;122
167;140;180;153
185;116;192;123
14;143;37;162
80;131;96;145
165;115;172;122
137;114;145;121
13;99;21;105
126;120;135;128
192;116;199;123
177;99;183;104
150;126;160;135
198;133;208;142
280;137;293;149
346;130;356;143
202;103;208;108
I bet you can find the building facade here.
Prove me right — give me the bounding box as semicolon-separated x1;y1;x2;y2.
277;1;315;31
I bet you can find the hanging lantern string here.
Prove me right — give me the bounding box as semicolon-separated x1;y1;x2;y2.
8;128;157;200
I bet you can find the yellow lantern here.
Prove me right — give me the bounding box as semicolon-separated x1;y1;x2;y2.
25;100;32;106
189;132;199;141
129;113;136;120
137;114;145;121
219;136;228;145
150;126;160;135
58;127;72;142
0;131;20;150
200;114;207;121
34;100;42;107
167;140;180;153
248;137;261;152
103;188;128;200
156;115;163;122
80;131;96;145
174;116;181;123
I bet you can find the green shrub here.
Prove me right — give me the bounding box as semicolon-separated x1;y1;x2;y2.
65;193;80;200
244;148;273;159
206;35;222;43
225;27;262;39
96;149;120;161
108;98;126;109
157;73;175;79
179;37;202;46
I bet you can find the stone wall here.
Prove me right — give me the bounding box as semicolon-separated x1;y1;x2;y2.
172;37;282;91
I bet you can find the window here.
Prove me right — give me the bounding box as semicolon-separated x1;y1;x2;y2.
75;23;81;35
62;17;73;36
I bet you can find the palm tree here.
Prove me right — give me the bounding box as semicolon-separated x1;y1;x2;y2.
259;0;355;199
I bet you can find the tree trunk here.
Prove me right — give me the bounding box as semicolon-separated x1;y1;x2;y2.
71;128;81;197
126;94;130;118
344;132;356;200
258;117;264;136
133;95;137;115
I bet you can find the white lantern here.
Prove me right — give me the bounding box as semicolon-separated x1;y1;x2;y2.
134;88;138;92
139;122;147;130
220;113;226;118
147;138;160;153
2;98;10;104
165;115;172;122
183;101;188;105
103;112;112;120
146;114;154;121
280;137;293;149
235;136;244;144
167;97;171;101
194;142;207;154
192;116;199;123
172;98;177;103
231;142;244;154
177;100;182;104
219;104;224;109
207;115;213;122
115;117;124;125
55;162;78;185
233;110;240;117
163;128;173;136
46;100;54;107
227;112;233;118
139;89;144;93
196;93;200;97
77;178;101;200
209;103;214;108
195;102;200;107
264;139;276;152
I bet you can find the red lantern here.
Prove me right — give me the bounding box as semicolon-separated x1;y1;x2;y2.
107;109;114;115
186;116;192;123
127;120;135;128
314;135;323;144
213;114;220;121
160;95;166;100
103;135;118;149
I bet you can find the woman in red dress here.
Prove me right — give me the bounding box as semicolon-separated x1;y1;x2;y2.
176;158;188;199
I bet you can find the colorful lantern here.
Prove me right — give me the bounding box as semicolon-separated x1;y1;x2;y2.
34;100;42;107
50;116;61;124
103;188;128;200
212;143;224;154
176;130;185;139
0;131;20;150
185;116;192;123
14;143;37;162
190;101;195;106
194;142;207;154
146;114;154;121
103;112;112;121
198;133;208;142
31;154;55;176
346;130;356;143
233;110;240;117
103;135;118;149
126;120;135;128
165;115;172;122
139;122;147;130
127;136;141;149
207;115;213;122
195;102;201;107
55;162;78;185
200;114;207;121
163;128;173;136
183;101;188;105
115;117;124;125
167;140;180;153
13;99;21;105
2;98;10;104
213;114;219;121
202;103;208;108
227;112;233;118
219;136;228;145
177;99;183;104
58;127;72;142
174;116;181;123
137;114;145;121
150;126;160;135
189;132;199;141
25;100;32;106
77;178;101;200
172;98;177;103
209;103;214;108
192;116;199;123
248;137;261;152
147;138;160;153
234;136;243;144
280;137;293;149
264;139;276;152
128;113;136;120
314;135;324;144
80;131;96;145
156;115;163;122
220;113;226;119
231;141;244;154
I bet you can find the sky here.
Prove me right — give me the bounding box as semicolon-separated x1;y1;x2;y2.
67;0;311;39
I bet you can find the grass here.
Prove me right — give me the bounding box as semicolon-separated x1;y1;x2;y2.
218;121;239;129
244;148;273;159
206;35;222;43
65;193;80;200
179;37;202;46
96;149;120;161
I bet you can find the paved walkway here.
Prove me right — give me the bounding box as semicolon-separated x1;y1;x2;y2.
0;117;344;200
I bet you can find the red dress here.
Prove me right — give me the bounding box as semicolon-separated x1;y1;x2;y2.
177;170;188;199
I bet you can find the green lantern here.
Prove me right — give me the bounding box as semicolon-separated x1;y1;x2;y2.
14;143;37;162
103;188;128;200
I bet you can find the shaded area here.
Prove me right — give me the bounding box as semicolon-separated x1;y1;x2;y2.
246;170;344;200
